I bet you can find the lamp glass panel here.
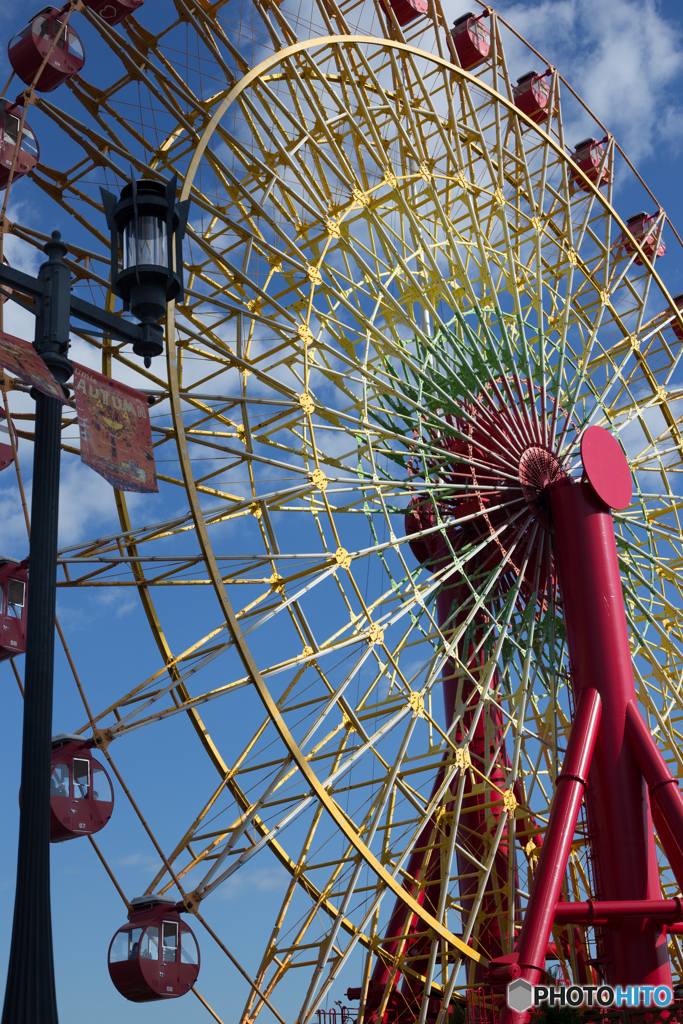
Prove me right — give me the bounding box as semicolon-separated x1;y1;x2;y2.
122;215;167;269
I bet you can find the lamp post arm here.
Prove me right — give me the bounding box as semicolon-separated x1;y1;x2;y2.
0;262;46;301
69;294;161;350
0;261;163;353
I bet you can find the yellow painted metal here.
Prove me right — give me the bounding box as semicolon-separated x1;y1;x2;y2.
164;302;481;963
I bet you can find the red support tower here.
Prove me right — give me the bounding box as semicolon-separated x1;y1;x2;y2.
348;413;683;1022
500;426;681;1017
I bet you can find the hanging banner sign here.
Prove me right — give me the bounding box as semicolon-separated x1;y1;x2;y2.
73;364;158;493
0;331;67;403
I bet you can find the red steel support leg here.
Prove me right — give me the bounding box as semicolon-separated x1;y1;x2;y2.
625;700;683;890
500;686;601;1018
650;802;683;895
361;581;512;1021
361;770;446;1018
549;480;670;986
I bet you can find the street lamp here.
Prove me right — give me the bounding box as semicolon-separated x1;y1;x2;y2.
101;176;189;366
0;175;188;1024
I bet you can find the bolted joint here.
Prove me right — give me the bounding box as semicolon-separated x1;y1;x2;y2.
179;890;201;914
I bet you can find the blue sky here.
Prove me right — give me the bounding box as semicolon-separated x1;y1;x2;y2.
1;1;683;1022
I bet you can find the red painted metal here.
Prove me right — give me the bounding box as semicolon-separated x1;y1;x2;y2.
357;398;680;1019
8;8;85;93
502;687;601;990
468;985;497;1024
489;956;521;982
108;895;200;1002
0;557;28;661
359;766;449;1020
49;735;114;842
569;137;611;192
625;701;683;872
353;400;564;1020
379;0;427;27
0;102;39;191
451;12;490;70
650;800;683;893
623;212;666;265
0;407;15;471
548;476;670;988
356;569;518;1017
554;899;683;924
513;70;551;124
81;0;145;26
580;426;632;510
438;588;512;975
669;294;683;341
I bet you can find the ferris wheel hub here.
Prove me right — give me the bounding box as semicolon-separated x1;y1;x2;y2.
518;446;567;531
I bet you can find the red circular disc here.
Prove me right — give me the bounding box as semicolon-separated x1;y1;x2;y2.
580;426;632;509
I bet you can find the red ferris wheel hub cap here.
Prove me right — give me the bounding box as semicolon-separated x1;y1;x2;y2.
580;425;632;509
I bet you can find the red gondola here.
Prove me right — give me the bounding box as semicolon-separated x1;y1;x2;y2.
0;557;27;661
0;409;15;472
50;734;114;842
8;8;85;93
379;0;427;27
513;69;551;124
623;211;666;265
669;293;683;340
0;102;39;191
569;136;611;192
451;11;490;70
108;895;200;1002
82;0;146;26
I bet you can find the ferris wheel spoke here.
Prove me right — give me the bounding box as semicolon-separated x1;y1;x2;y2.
289;717;424;1019
194;704;424;900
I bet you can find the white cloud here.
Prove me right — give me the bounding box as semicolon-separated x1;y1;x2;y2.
57;456;147;547
0;475;29;556
217;863;289;900
0;451;141;553
117;851;160;869
96;587;138;618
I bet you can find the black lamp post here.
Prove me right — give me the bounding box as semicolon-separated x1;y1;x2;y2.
0;176;188;1024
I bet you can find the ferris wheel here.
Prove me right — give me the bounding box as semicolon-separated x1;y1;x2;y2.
3;1;683;1023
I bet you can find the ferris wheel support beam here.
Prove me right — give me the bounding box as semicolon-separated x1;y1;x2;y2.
547;476;670;987
499;449;675;1024
493;685;601;992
